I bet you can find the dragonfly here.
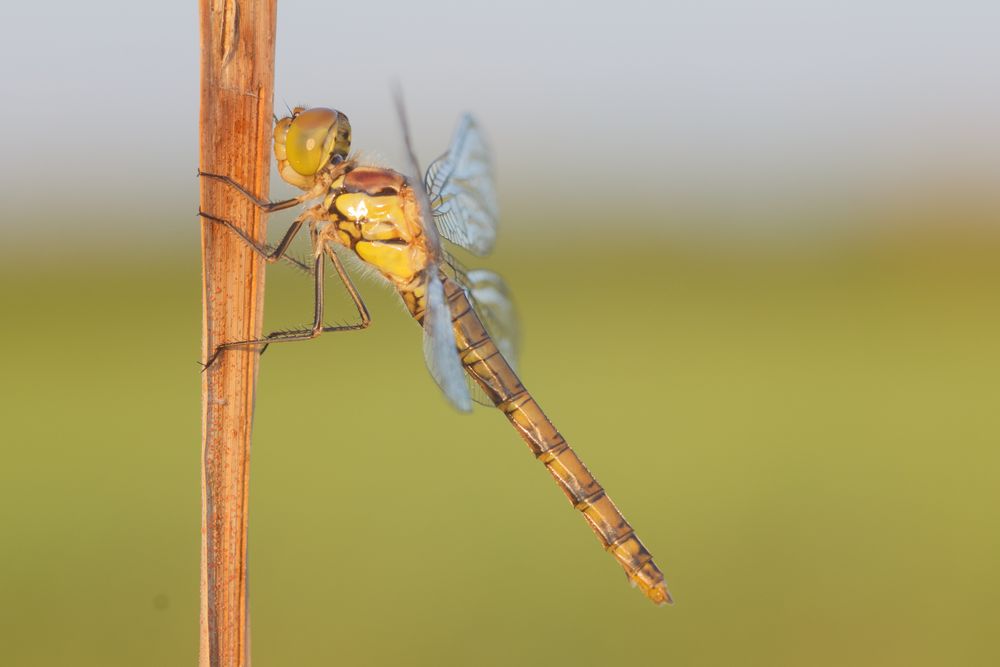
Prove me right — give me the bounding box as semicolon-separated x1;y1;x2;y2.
198;99;672;606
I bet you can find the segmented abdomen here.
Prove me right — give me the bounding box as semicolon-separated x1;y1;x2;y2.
441;276;672;605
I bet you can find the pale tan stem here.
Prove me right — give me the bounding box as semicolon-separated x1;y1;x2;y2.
198;1;277;665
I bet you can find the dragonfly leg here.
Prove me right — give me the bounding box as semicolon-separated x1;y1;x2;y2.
198;170;306;212
199;209;313;273
324;244;371;329
203;248;370;370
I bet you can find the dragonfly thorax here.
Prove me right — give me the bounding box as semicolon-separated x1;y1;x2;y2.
318;165;431;292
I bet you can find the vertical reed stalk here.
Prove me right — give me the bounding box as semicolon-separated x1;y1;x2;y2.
198;1;277;665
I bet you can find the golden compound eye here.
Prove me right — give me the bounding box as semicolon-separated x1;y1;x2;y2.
285;107;339;176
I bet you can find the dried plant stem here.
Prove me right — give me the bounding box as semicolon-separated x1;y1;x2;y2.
198;1;277;665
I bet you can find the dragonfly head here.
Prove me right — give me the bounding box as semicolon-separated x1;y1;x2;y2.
273;106;352;189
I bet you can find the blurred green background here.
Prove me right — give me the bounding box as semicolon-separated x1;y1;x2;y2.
1;219;998;666
3;0;1000;665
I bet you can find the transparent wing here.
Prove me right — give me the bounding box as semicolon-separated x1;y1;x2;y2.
424;114;498;256
423;270;473;412
395;91;471;411
463;269;519;369
438;252;520;407
457;266;520;407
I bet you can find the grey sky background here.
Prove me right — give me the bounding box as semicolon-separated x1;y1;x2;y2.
2;1;998;246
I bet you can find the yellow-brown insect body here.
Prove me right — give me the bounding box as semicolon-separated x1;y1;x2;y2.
263;105;672;605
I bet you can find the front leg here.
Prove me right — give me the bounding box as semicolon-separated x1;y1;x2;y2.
199;170;326;212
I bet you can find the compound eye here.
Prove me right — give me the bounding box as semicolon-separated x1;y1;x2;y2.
284;107;339;176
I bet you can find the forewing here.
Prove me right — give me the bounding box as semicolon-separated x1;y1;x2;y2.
394;91;471;411
424;114;498;256
423;270;473;412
